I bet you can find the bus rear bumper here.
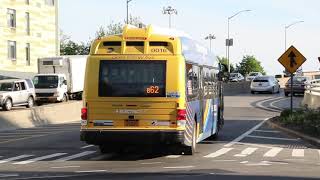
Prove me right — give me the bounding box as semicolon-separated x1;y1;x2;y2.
80;130;185;145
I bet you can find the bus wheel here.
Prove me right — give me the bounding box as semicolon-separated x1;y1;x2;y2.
183;122;197;155
99;145;112;154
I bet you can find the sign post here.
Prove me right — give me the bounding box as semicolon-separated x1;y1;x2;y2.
278;46;306;114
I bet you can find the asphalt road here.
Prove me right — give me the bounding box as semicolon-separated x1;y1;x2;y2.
0;91;318;180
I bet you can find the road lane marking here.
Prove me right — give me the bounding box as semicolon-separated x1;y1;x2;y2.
212;160;236;162
235;142;273;148
256;97;283;112
292;149;304;157
75;170;107;173
163;166;194;169
204;148;233;158
254;130;280;133
263;147;283;157
13;153;67;165
262;161;289;165
234;147;258;157
269;98;286;111
245;161;271;166
51;166;81;169
0;174;19;178
81;145;94;149
240;161;248;164
165;155;181;158
55;151;96;162
224;118;269;147
246;135;299;141
0;155;34;164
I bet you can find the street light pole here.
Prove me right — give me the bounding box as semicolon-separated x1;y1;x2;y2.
205;34;216;53
162;6;178;28
284;20;304;51
227;9;251;73
126;0;133;24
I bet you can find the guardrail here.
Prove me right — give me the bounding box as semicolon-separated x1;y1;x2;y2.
305;79;320;95
302;79;320;109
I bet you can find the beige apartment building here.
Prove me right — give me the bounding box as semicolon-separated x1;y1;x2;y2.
0;0;58;78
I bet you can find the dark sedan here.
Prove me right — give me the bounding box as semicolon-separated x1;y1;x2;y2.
284;76;311;96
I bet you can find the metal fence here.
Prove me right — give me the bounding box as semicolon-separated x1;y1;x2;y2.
305;79;320;95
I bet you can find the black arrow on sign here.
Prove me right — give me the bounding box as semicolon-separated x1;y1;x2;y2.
288;51;297;68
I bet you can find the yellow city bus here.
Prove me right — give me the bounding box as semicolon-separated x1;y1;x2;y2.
80;25;224;155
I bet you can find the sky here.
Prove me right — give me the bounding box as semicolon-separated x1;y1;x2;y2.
59;0;320;75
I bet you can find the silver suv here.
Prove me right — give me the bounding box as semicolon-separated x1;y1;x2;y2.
0;79;36;111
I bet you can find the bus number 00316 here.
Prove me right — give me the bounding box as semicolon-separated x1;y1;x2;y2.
146;86;160;94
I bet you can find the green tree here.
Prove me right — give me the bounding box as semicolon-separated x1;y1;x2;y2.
236;55;266;76
217;56;235;73
60;31;90;55
95;16;143;39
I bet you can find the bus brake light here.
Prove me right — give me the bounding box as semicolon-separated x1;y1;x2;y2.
177;109;186;121
81;107;87;120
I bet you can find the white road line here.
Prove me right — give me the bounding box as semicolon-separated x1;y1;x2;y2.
0;174;19;178
75;170;107;173
13;153;67;165
204;148;233;158
240;161;248;164
165;155;181;158
263;147;283;157
234;147;258;157
246;135;299;141
235;142;273;149
81;145;94;149
292;149;304;157
269;98;286;111
163;166;194;169
224;118;269;147
51;166;81;169
0;155;34;164
55;151;96;162
212;160;236;162
256;97;283;112
254;130;280;133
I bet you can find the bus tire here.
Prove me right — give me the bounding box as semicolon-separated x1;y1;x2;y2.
99;145;111;154
183;121;197;155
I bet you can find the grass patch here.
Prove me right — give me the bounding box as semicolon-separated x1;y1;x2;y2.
274;108;320;138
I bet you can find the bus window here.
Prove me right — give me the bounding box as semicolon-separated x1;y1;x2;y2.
99;60;166;97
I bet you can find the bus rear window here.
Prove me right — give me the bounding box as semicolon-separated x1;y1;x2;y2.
99;60;166;97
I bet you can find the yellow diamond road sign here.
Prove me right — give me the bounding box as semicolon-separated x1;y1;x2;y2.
278;46;306;74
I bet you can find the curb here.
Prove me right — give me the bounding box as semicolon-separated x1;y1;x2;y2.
267;119;320;148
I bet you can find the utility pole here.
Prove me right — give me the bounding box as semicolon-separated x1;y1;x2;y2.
162;6;178;28
126;0;133;24
205;34;216;53
226;10;251;73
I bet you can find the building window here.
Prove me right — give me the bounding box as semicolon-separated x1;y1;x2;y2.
45;0;55;6
26;43;31;66
7;9;16;28
25;12;30;35
8;41;17;60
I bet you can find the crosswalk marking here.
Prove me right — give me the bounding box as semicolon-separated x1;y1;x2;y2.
234;147;258;157
204;148;233;158
54;151;96;162
0;155;34;164
292;149;304;157
263;148;283;157
13;153;67;165
165;155;181;159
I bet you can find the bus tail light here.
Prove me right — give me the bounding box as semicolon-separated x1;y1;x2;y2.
81;107;88;125
177;109;186;127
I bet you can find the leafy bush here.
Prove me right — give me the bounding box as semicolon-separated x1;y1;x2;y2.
279;108;320;137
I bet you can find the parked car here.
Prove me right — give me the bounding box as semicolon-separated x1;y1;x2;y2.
246;72;262;81
250;76;280;94
284;76;311;97
0;79;36;111
229;73;245;82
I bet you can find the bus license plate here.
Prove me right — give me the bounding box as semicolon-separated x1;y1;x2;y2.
125;120;139;126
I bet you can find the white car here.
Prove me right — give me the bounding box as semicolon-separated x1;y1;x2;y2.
251;76;280;94
229;73;245;82
246;72;262;81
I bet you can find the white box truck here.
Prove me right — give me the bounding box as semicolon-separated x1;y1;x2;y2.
33;56;87;103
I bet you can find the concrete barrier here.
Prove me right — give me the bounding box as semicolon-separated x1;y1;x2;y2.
0;101;82;131
302;91;320;109
223;81;251;95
